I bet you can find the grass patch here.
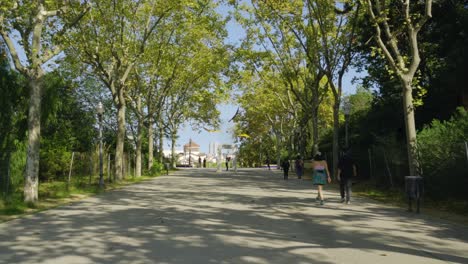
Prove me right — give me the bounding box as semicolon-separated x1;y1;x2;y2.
0;172;164;223
353;180;468;225
0;193;29;221
0;199;27;215
353;182;406;205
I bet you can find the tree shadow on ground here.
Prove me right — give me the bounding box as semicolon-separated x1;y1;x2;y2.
0;168;467;264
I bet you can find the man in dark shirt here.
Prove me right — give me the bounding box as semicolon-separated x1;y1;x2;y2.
282;159;290;180
226;156;231;171
337;149;357;204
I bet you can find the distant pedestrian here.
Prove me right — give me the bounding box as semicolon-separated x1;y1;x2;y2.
338;148;357;204
266;157;271;170
164;162;169;175
203;158;206;168
312;152;331;205
226;156;231;171
198;157;202;168
295;155;304;179
282;159;290;180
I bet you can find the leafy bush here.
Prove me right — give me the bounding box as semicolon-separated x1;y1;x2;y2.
372;134;408;187
147;162;164;176
417;107;468;199
40;139;73;182
9;140;26;188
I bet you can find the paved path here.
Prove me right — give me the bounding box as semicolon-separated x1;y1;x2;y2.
1;168;468;264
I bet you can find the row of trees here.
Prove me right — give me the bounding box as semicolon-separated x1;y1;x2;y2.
231;0;427;175
231;0;467;198
1;0;231;203
1;0;466;203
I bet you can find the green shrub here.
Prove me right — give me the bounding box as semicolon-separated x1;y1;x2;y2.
417;107;468;199
40;139;72;182
9;140;27;188
147;162;164;176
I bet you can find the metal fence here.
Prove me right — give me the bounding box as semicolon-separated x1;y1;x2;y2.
0;153;11;197
322;144;409;189
61;151;139;185
0;150;139;198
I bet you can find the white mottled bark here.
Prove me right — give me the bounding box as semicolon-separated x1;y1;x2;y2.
24;75;43;203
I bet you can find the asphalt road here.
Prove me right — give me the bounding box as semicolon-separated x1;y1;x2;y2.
1;168;467;264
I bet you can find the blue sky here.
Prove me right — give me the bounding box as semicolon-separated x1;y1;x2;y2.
175;3;364;153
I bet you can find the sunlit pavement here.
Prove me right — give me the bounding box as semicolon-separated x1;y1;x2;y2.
1;168;467;264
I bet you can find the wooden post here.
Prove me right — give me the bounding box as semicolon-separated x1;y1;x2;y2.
5;153;11;196
122;153;126;179
107;154;111;183
368;148;373;181
465;141;468;163
383;150;393;187
67;152;75;191
128;154;131;178
88;155;93;185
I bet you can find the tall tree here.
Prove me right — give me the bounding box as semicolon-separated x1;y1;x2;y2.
236;69;297;167
365;0;433;175
308;0;360;177
67;0;180;180
235;1;360;174
248;0;329;155
0;0;88;202
136;28;177;171
163;42;228;168
127;0;228;173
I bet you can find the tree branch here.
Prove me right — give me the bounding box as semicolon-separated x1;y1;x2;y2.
40;4;90;65
415;0;433;32
366;0;400;74
120;61;135;85
374;0;405;70
140;6;173;54
0;28;26;74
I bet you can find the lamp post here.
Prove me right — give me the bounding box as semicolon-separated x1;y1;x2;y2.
188;138;192;167
343;100;351;148
97;102;104;189
216;145;222;172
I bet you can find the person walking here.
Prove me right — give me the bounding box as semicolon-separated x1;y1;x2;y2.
295;155;304;180
203;158;206;168
266;157;271;170
282;159;290;180
312;152;331;205
338;148;357;204
226;156;231;171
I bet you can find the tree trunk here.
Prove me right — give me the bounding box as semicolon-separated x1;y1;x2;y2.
115;101;126;181
312;86;320;143
24;76;42;203
310;71;324;156
312;103;319;156
136;95;142;177
275;132;281;169
171;131;177;168
332;100;340;180
297;126;304;157
401;81;419;176
136;126;142;178
148;117;154;170
158;124;164;164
